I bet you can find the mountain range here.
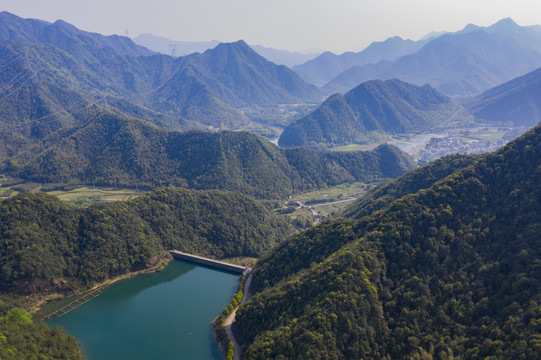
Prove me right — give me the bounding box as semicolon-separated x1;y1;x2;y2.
0;12;321;131
293;36;429;87
320;18;541;96
280;63;541;149
235;122;541;359
466;65;541;127
134;33;320;67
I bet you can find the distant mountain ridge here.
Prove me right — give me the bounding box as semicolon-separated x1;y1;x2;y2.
279;79;467;148
134;33;320;67
0;11;154;58
466;65;541;127
293;36;428;86
322;18;541;96
133;34;220;56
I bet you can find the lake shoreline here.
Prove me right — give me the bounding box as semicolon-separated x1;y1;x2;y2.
45;259;240;359
33;251;172;317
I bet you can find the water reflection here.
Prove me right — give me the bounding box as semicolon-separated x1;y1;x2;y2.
46;260;238;360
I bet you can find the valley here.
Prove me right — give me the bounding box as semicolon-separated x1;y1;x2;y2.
329;125;522;164
0;182;143;206
0;8;539;360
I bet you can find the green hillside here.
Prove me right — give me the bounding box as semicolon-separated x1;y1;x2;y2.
0;297;83;360
235;124;541;359
343;154;478;219
8;111;415;199
279;79;466;148
0;187;291;293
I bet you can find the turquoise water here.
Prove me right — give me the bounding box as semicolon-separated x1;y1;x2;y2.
46;260;239;360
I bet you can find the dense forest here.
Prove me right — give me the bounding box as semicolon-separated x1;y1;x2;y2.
343;153;479;219
235;124;541;359
4;110;415;199
0;187;291;293
0;295;83;359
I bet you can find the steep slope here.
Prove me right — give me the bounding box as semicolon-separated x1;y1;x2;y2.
342;154;478;219
324;19;541;96
279;79;466;148
8;111;415;199
236;124;541;359
0;40;202;164
0;300;83;360
174;40;321;107
293;36;427;86
466;66;541;127
0;35;247;129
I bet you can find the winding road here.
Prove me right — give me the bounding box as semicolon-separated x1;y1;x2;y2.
224;273;252;360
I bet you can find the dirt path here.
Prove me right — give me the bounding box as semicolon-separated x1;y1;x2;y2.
224;273;252;360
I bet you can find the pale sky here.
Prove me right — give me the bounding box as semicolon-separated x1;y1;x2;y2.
1;0;541;54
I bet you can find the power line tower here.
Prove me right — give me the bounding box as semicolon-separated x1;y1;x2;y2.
169;44;178;57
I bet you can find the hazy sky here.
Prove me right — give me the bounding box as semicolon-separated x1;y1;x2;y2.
1;0;541;53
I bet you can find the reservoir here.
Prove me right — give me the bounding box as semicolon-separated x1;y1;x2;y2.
45;260;239;360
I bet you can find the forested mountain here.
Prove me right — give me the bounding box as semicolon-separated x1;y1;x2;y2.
157;40;321;108
0;12;320;130
0;187;291;293
279;79;467;148
293;36;428;86
343;153;478;219
235;124;541;359
5;110;414;199
466;65;541;127
0;40;203;161
323;19;541;96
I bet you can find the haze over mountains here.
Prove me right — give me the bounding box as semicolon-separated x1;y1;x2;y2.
320;18;541;96
134;33;321;68
293;36;430;87
0;11;321;133
280;63;541;149
466;66;541;127
0;11;418;202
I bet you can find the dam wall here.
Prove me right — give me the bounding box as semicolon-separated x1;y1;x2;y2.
170;250;247;274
